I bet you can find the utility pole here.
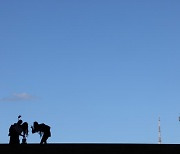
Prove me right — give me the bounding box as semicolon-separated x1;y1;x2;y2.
158;117;162;144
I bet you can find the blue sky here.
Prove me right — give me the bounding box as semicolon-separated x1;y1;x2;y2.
0;0;180;144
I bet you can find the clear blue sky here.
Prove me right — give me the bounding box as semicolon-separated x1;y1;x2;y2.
0;0;180;144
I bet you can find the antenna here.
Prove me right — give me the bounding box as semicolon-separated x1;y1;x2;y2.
158;117;162;144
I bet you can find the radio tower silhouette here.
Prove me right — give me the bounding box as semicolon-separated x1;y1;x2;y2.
158;117;162;144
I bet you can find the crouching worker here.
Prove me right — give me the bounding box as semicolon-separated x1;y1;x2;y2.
21;122;29;144
31;121;51;144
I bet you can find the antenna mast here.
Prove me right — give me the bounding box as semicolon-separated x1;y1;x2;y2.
158;117;162;144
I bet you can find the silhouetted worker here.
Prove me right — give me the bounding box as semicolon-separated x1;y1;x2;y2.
8;119;23;144
31;121;51;144
21;122;29;144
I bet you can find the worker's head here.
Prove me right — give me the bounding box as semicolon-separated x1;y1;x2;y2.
33;121;39;128
17;120;23;125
